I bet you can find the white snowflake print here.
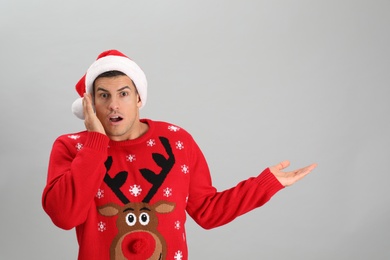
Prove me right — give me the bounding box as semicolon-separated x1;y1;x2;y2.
96;189;104;199
97;221;106;232
146;139;156;147
68;134;80;140
181;164;189;174
129;185;142;197
126;154;136;162
75;143;83;151
175;141;184;150
163;187;172;197
174;250;183;260
168;125;180;132
174;221;181;230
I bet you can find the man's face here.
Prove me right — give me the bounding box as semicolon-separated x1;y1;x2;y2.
93;75;142;141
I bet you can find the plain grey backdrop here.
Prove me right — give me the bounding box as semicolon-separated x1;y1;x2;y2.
1;0;389;259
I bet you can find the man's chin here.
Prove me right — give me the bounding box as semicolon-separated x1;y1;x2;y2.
105;129;129;141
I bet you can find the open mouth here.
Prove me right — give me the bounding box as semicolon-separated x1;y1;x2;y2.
110;115;123;122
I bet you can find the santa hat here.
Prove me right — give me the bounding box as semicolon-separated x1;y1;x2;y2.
71;49;147;119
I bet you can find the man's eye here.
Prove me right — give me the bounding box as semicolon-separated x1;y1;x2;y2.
120;92;128;97
100;93;109;98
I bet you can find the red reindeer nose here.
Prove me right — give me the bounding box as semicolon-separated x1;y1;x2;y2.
130;239;147;253
122;232;156;259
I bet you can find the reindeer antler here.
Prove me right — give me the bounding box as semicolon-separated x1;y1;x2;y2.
140;137;175;203
103;137;175;205
103;156;130;204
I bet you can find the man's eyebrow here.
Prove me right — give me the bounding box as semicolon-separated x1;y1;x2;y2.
117;86;132;92
96;86;132;92
96;87;109;92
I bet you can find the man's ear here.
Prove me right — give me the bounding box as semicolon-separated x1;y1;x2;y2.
137;94;142;108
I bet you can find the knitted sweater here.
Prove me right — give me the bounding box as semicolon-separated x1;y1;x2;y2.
42;119;284;260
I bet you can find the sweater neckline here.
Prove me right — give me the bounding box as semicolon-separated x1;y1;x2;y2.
107;118;154;147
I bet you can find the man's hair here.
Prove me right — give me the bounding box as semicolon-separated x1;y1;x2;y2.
95;70;126;81
93;70;127;89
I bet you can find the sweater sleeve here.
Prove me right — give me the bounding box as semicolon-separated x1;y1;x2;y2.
186;140;284;230
42;132;110;230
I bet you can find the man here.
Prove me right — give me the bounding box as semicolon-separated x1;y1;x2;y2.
42;49;317;260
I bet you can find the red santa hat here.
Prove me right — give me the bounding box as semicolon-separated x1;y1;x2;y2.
71;49;147;119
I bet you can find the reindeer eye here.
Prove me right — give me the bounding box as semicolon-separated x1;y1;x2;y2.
126;213;137;226
139;212;150;226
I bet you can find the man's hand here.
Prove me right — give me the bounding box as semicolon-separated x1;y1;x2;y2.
269;160;317;187
83;93;106;135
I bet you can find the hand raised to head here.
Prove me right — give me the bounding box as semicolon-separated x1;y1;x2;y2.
82;93;106;135
269;160;317;187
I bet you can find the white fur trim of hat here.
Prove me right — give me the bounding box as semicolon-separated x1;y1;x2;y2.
71;49;147;119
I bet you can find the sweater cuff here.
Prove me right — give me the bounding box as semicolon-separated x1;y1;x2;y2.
255;168;285;195
84;132;110;152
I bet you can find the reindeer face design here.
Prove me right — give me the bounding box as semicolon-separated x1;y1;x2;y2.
100;137;176;260
99;201;175;260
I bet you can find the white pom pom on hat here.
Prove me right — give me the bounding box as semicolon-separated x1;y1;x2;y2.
71;49;147;119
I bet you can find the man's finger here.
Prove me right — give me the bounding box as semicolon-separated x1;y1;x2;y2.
274;160;290;171
294;163;318;178
83;93;94;116
300;163;317;174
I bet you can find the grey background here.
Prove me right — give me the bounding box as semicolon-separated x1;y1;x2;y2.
1;0;389;259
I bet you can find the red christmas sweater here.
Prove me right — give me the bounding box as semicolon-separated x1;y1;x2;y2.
42;119;284;260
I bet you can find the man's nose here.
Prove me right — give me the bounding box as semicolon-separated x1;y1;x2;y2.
109;98;119;111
